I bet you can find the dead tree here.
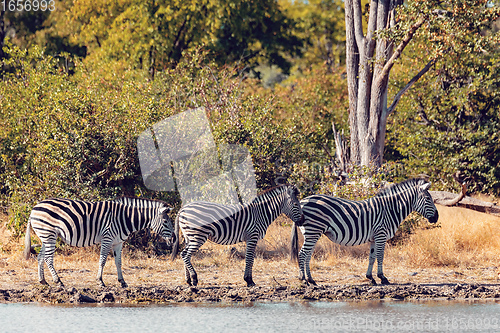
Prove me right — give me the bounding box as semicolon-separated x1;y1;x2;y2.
430;173;500;217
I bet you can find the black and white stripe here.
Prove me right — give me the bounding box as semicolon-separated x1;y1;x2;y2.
172;184;304;287
291;178;439;285
24;197;175;287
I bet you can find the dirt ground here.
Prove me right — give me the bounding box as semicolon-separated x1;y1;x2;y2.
4;281;500;305
2;244;500;304
2;205;500;304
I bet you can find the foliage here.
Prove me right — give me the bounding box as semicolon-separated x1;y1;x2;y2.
342;0;500;166
208;0;303;73
0;45;159;231
316;163;397;200
1;0;349;75
280;0;346;70
386;4;500;195
236;64;350;195
0;45;329;235
64;0;302;74
1;0;86;57
2;0;500;245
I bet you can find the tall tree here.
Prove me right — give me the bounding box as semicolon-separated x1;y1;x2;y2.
344;0;500;166
68;0;301;76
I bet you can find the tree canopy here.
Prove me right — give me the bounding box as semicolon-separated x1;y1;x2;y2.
61;0;303;76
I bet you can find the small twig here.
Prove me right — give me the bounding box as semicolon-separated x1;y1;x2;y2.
272;276;283;287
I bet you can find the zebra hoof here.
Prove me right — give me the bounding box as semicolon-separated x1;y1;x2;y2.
53;277;64;288
307;278;317;286
367;275;377;285
245;277;256;287
119;280;128;288
380;277;390;285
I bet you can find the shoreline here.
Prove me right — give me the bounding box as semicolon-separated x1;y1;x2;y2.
3;282;500;305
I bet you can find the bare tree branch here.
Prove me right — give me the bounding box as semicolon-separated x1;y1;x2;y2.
379;8;453;88
387;57;437;114
332;122;348;173
435;182;468;206
352;0;365;50
431;186;500;217
366;0;379;43
377;15;426;86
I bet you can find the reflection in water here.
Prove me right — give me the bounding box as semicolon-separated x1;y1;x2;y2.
2;300;500;332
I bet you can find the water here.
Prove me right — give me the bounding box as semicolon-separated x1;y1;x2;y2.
1;301;500;332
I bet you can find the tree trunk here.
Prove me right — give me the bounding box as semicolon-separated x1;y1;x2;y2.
344;0;432;167
0;10;5;60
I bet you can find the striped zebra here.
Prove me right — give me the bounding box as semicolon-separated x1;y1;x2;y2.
290;178;438;285
24;197;175;288
171;184;304;287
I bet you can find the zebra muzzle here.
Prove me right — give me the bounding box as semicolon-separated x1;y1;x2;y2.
429;211;439;223
296;214;305;226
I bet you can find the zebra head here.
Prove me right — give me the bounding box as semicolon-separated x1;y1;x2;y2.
282;185;305;226
414;181;439;224
152;206;176;245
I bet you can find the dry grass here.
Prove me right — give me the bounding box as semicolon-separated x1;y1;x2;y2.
398;205;500;268
1;206;500;289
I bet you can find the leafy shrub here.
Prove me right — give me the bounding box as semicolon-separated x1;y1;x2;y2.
386;42;500;195
0;45;333;237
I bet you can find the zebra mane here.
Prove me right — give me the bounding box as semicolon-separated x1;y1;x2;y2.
375;178;427;198
251;184;298;204
257;184;297;196
259;184;286;195
114;196;168;208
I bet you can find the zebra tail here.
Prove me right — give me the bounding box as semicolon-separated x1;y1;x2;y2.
290;223;299;263
170;214;180;260
24;218;32;260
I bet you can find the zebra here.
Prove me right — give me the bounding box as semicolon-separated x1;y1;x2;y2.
290;178;438;285
171;184;304;287
24;197;175;288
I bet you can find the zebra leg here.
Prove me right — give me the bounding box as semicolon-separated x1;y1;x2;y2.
366;242;377;285
243;238;258;287
375;241;390;285
41;238;63;286
37;243;48;285
97;240;113;287
184;264;192;286
112;243;128;288
299;233;321;285
181;240;202;286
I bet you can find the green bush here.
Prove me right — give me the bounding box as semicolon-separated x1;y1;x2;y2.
386;46;500;195
0;45;333;236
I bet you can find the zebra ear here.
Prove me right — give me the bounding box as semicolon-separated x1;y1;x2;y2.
159;207;172;214
420;182;431;191
287;185;299;198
